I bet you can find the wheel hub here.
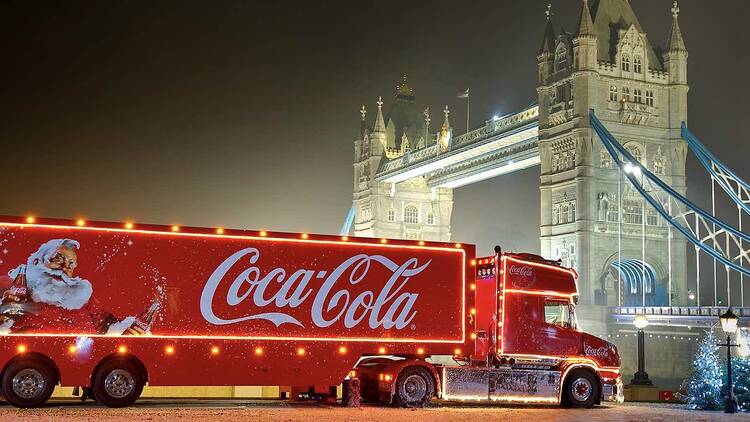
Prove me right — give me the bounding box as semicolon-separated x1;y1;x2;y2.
400;374;427;403
104;369;136;398
12;368;46;399
571;377;592;402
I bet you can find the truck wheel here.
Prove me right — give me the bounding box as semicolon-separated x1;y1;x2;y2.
1;358;56;408
92;359;144;408
394;366;434;408
563;369;598;408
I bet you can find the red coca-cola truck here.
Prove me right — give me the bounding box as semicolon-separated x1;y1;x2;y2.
0;215;623;408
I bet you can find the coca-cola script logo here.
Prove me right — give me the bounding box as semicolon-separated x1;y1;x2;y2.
200;248;431;330
508;265;535;288
584;345;610;359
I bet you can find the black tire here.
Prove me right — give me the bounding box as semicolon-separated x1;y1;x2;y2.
562;369;599;408
394;366;435;408
92;359;144;408
1;358;56;408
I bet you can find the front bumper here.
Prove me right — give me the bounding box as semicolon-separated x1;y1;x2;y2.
602;377;625;403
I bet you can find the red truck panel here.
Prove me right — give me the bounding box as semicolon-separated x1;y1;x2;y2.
0;216;473;386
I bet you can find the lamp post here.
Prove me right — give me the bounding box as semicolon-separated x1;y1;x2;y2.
719;308;739;414
630;314;653;385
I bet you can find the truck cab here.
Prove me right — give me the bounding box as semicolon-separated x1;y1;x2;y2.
358;248;623;408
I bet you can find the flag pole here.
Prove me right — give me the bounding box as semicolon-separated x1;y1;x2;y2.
466;88;470;133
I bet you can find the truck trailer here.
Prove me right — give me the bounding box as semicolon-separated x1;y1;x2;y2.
0;215;623;408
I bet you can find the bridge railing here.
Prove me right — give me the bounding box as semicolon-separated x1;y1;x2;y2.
610;306;750;318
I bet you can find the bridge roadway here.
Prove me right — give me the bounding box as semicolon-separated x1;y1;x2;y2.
375;104;539;188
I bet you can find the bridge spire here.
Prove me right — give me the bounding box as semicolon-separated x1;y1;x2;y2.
667;1;686;52
442;105;451;130
539;4;556;55
373;96;386;133
576;0;594;37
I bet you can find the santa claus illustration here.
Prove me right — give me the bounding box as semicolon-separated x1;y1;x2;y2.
0;238;149;335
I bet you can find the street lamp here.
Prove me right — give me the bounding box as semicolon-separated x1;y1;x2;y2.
719;308;739;414
630;314;653;385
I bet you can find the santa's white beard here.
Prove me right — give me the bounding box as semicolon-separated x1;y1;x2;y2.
21;263;93;310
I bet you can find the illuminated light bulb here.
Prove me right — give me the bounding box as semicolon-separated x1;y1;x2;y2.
417;348;425;355
216;228;224;235
349;370;357;378
384;374;392;382
68;345;77;353
471;333;477;340
378;347;386;354
470;308;476;315
296;347;306;356
171;225;180;232
301;233;309;239
260;231;268;237
453;348;462;355
165;346;175;355
380;238;388;244
418;240;426;246
341;236;349;241
455;243;462;248
211;346;220;355
338;346;347;354
124;222;134;230
25;216;35;224
76;219;86;227
470;283;476;291
254;347;263;356
117;345;127;354
17;344;27;353
470;259;476;266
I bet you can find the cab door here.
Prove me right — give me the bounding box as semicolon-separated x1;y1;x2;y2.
539;299;581;356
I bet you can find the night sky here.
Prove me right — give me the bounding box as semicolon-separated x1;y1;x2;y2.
1;0;748;256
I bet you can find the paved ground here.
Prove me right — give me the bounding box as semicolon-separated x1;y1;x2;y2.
0;400;746;422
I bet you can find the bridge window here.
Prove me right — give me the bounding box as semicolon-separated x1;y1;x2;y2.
646;207;659;226
621;54;631;72
607;202;620;223
387;209;396;222
646;90;654;107
623;199;643;225
427;213;435;225
634;56;642;73
633;89;643;104
403;205;419;224
556;46;568;72
625;143;644;164
609;86;618;102
622;87;630;102
600;149;612;168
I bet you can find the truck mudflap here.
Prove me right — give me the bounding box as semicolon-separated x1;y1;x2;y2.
601;377;624;403
442;367;560;404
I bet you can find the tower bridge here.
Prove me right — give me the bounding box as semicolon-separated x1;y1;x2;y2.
349;0;749;388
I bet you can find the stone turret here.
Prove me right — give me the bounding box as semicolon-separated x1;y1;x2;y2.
664;1;688;85
370;96;387;156
537;4;556;85
573;0;597;71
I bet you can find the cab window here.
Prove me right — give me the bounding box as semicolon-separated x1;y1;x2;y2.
544;301;571;329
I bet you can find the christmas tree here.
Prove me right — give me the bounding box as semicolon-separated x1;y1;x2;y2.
683;329;724;410
733;356;750;412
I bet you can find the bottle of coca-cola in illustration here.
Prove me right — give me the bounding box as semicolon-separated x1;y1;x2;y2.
132;299;160;333
1;265;30;317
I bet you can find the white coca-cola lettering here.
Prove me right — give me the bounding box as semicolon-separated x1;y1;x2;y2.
509;265;534;277
584;345;610;359
200;248;430;330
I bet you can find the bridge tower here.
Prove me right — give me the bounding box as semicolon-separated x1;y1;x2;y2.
352;79;454;241
537;0;689;334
